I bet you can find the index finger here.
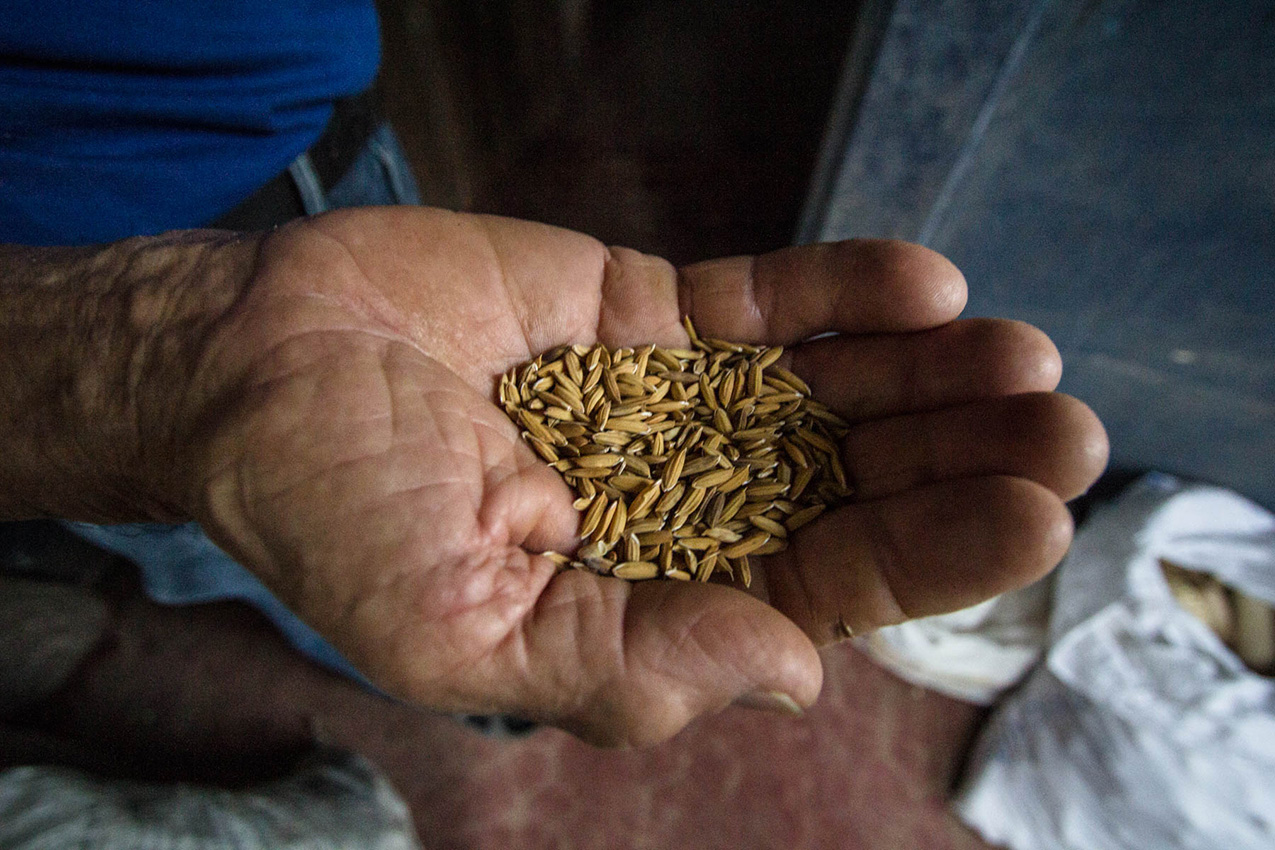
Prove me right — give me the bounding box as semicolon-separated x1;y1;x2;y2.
677;239;968;345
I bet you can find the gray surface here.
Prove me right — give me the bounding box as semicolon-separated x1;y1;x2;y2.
807;0;1275;508
0;748;422;849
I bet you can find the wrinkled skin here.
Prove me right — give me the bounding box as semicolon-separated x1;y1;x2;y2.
178;206;1107;746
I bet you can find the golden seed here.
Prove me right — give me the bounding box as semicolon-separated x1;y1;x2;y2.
528;436;560;463
578;539;612;562
612;561;660;580
754;345;784;370
674;486;706;519
769;366;810;395
703;492;725;527
721;532;771;559
717;465;751;493
747;481;790;500
592;431;631;447
662;447;687;491
681;315;700;344
734;500;774;518
623;454;651;477
607;474;649;493
654;482;685;515
605;498;628;544
678;536;720;550
806;404;851;430
828;453;849;491
749;514;789;538
680;455;720;477
704;526;743;543
699;373;718;410
628;481;663;521
625;517;665;535
574;453;624;469
732;426;777;441
796;426;838;456
790;465;815;500
596;499;618;539
565;467;614;480
712;406;734;434
517;409;556;445
608;416;651;435
705;336;743;353
748;363;763;398
718;490;748;524
785;503;826;531
651;348;682;370
695;551;719;582
691;467;736;489
564;350;584;386
752;536;788;556
782;439;810;468
637;528;674;546
536;389;574;413
718;370;736;407
580;496;609;539
602;368;623;402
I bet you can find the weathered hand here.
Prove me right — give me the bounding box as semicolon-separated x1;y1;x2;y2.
177;206;1105;745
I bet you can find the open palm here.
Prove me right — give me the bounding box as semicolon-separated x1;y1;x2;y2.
184;206;1106;745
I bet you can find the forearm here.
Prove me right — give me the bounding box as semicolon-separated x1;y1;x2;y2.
0;231;259;522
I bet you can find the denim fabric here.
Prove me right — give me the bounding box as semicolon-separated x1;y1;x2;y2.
65;124;423;688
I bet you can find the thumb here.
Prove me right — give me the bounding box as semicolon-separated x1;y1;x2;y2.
515;571;823;747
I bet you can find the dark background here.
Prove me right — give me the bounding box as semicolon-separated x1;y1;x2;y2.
376;0;861;264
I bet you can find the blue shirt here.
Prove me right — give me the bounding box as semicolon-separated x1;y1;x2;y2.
0;0;380;245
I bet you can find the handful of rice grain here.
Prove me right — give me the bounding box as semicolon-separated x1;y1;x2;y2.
498;317;851;586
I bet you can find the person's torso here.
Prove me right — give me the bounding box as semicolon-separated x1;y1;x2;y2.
0;0;380;244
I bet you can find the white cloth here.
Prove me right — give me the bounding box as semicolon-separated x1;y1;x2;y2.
955;473;1275;850
855;579;1052;705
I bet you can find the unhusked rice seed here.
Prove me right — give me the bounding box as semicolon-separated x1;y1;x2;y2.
498;317;852;587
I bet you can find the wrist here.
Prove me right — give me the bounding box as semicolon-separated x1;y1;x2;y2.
0;230;261;522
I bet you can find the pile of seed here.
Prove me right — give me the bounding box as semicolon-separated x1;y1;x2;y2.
498;317;851;586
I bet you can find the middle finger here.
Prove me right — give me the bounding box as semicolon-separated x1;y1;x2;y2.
788;318;1062;422
840;392;1109;503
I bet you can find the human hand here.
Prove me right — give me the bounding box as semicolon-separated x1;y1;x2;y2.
165;206;1105;745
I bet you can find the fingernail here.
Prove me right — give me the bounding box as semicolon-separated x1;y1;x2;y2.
732;689;805;716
